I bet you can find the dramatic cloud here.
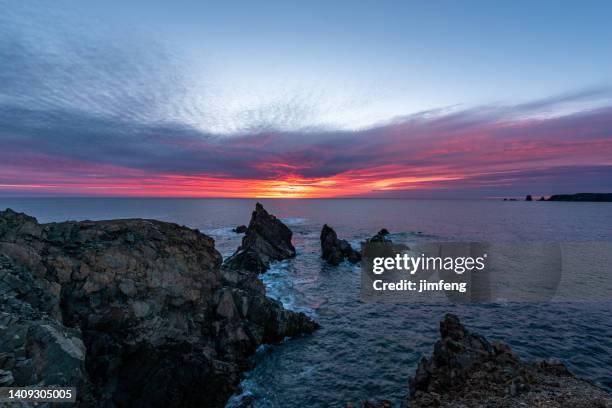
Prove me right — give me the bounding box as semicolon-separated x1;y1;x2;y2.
2;3;612;198
2;97;612;197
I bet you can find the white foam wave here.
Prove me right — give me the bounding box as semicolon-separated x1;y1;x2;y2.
280;217;307;225
201;227;238;237
261;261;315;317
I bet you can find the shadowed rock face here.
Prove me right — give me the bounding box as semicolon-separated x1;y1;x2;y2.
320;224;361;265
0;208;317;407
224;203;296;273
403;314;611;408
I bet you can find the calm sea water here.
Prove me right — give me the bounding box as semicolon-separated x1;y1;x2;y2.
2;198;611;406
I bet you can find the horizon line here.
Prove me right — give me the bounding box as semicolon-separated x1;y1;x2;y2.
0;195;557;200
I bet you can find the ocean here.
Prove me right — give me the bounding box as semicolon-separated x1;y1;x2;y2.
1;198;611;406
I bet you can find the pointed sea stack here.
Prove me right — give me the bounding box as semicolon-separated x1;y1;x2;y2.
320;224;361;265
224;203;296;272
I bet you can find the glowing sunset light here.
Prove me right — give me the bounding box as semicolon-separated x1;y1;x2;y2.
3;2;612;198
2;102;612;198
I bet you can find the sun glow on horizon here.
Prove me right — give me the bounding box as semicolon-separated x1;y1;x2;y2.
0;166;470;198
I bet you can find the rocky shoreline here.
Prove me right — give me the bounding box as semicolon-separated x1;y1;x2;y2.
0;207;317;407
1;205;609;407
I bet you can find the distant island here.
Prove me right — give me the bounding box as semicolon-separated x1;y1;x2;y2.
503;193;612;202
547;193;612;202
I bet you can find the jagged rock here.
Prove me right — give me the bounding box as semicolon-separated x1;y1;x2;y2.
525;195;533;201
233;225;247;234
320;224;361;266
402;314;611;407
366;228;392;243
0;208;317;407
538;196;546;201
224;203;296;272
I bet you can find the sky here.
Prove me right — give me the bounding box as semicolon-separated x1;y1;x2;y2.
1;0;612;198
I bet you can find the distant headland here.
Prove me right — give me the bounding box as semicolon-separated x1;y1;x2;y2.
546;193;612;202
504;193;612;202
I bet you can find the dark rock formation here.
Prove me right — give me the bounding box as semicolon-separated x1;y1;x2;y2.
538;196;546;201
403;314;611;407
525;195;533;201
547;193;612;202
233;225;247;234
0;208;317;407
366;228;392;243
320;224;361;266
224;203;296;273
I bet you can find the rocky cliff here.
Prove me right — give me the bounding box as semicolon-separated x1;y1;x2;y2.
0;208;317;407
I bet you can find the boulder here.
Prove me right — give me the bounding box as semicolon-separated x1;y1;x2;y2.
0;208;317;407
233;225;247;234
525;195;533;201
320;224;361;266
366;228;392;243
224;203;296;272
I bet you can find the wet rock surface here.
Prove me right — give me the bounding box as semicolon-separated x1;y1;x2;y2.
403;314;611;407
224;203;296;273
0;208;317;407
320;224;361;265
